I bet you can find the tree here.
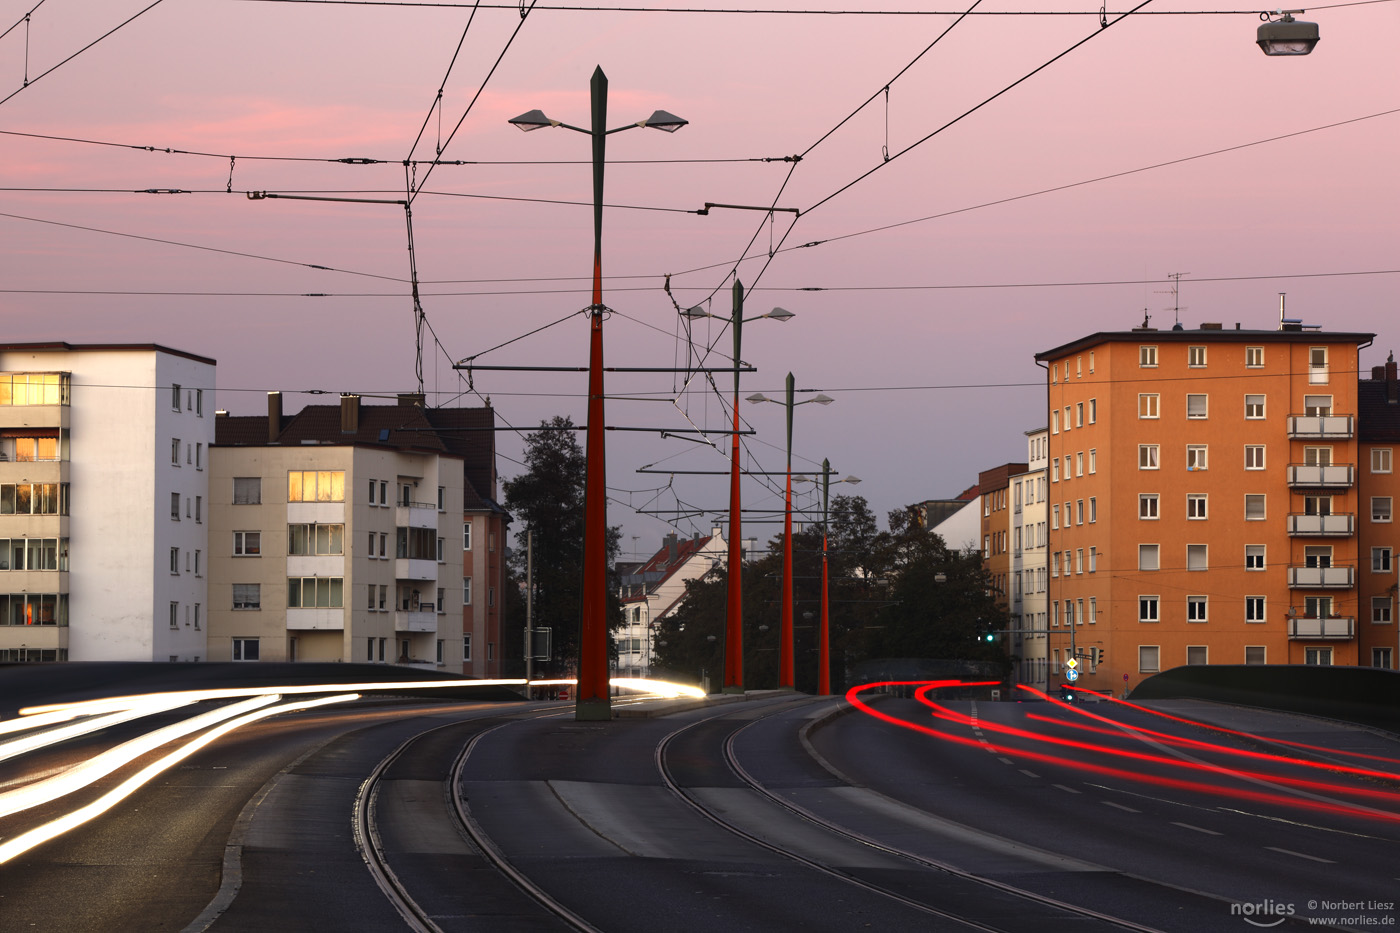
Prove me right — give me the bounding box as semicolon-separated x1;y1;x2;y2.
501;417;622;677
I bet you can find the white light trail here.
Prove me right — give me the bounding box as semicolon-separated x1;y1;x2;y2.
0;694;195;764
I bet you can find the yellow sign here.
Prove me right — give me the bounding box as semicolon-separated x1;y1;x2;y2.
1066;657;1079;670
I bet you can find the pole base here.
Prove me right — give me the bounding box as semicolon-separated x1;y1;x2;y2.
721;685;745;695
574;698;613;721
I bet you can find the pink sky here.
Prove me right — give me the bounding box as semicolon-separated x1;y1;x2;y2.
3;0;1398;557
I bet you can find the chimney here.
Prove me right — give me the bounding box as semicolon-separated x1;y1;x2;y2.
664;533;678;563
1388;352;1398;405
267;391;283;443
1373;366;1386;381
711;525;723;541
340;394;361;434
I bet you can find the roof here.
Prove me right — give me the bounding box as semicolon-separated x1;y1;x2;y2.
619;534;714;604
1359;373;1400;443
1035;327;1376;362
214;397;499;508
0;342;216;365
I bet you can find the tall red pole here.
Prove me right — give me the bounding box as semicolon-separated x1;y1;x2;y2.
577;66;611;721
818;458;831;696
779;372;795;689
723;281;745;693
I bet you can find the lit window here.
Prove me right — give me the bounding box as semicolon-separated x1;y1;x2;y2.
233;531;261;556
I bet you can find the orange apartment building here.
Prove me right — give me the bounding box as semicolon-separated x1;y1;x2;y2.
1035;321;1389;697
979;463;1026;618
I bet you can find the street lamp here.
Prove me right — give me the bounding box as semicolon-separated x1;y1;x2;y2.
811;460;859;696
509;67;685;722
749;374;833;689
1257;11;1319;56
679;285;795;694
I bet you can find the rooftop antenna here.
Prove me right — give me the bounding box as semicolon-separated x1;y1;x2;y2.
1155;272;1189;329
1278;292;1302;329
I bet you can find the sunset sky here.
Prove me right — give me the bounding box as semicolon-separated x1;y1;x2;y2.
3;0;1397;556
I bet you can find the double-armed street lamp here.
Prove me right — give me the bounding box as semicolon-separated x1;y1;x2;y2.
796;460;860;695
509;67;685;721
748;374;833;689
680;287;794;693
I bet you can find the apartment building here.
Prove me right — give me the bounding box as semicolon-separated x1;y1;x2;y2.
979;462;1027;618
617;529;726;677
1036;320;1380;696
1009;429;1049;691
209;393;505;676
0;343;215;662
1357;356;1400;671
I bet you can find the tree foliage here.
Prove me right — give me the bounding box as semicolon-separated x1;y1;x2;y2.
650;494;1009;692
501;416;622;677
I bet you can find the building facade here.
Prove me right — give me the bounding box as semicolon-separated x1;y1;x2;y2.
1037;321;1383;696
1356;356;1400;671
209;393;504;675
617;529;726;677
0;343;215;663
1009;429;1049;691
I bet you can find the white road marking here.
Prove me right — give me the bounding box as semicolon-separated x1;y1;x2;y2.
1018;769;1040;779
1102;801;1140;813
1053;784;1082;794
1171;821;1222;836
1265;846;1335;864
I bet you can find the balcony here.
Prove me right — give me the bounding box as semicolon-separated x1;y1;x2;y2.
1288;616;1355;639
396;502;439;529
287;608;344;631
394;610;438;633
1286;513;1355;536
1287;566;1355;588
395;558;438;581
1287;414;1354;439
1286;464;1354;488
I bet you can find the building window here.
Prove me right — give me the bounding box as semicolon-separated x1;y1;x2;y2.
1245;445;1266;470
1075;548;1084;574
1187;346;1206;368
1139;494;1159;519
1051;410;1059;434
1373;648;1393;669
1186;394;1208;419
463;577;472;606
1139;445;1159;470
1308;346;1328;384
1305;647;1333;666
232;638;259;661
1140;346;1158;368
1246;346;1264;368
1304;394;1332;416
288;470;345;502
1088;399;1097;423
1186;646;1208;665
1139;645;1160;672
171;384;182;410
170;547;179;575
1139;544;1159;571
1245;545;1265;570
287;577;344;608
1088;547;1097;572
1089;497;1097;523
169;602;178;629
1245;394;1266;419
1372;597;1392;624
367;585;376;611
288;523;344;556
438;486;446;511
379;480;388;504
1075;452;1083;476
1373;497;1392;522
1187;596;1208;622
1138;393;1160;419
1245;645;1266;664
1076;500;1084;525
1372;547;1393;573
233;477;262;505
195;443;203;470
171;438;181;466
437;587;446;613
463;523;473;550
1140;596;1160;623
437;639;444;664
1245;495;1266;521
1186;544;1207;571
1186;445;1208;471
1088;449;1096;473
1052;460;1059;482
171;492;181;521
232;584;260;610
1075;402;1084;427
1187;494;1207;520
1373;449;1393;474
463;633;472;662
488;587;495;607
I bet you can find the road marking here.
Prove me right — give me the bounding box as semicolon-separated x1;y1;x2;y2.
1171;821;1222;836
1102;801;1140;813
998;756;1014;765
1265;846;1335;864
1053;784;1082;794
1018;769;1039;779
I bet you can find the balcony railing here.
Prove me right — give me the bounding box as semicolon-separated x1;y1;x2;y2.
1286;513;1355;536
1286;566;1355;588
1287;414;1354;438
1286;464;1354;488
394;610;438;633
1288;616;1355;639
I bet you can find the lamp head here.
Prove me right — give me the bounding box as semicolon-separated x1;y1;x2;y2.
508;109;557;131
765;306;796;323
844;475;862;485
681;305;710;319
640;109;687;132
1257;13;1319;56
811;394;835;406
746;392;770;404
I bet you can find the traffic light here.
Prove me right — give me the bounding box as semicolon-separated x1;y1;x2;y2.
1092;647;1103;665
984;632;995;643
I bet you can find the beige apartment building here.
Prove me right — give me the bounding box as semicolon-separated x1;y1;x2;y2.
209;393;506;676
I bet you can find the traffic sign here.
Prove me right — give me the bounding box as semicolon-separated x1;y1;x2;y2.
1066;669;1080;682
1066;657;1079;670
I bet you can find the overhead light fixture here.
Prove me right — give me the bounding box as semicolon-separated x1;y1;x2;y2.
1257;12;1319;56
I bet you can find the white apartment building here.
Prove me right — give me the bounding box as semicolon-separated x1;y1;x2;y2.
1010;428;1049;692
618;529;726;677
0;343;215;662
